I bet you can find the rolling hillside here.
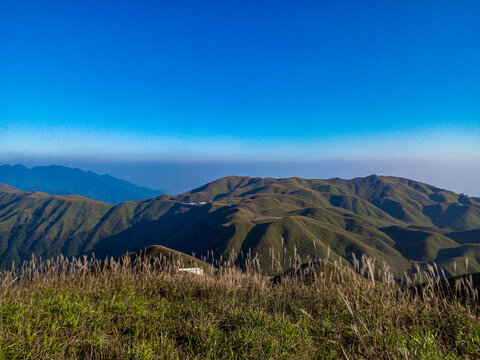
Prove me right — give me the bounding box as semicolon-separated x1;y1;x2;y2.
0;175;479;277
0;186;111;268
0;164;163;204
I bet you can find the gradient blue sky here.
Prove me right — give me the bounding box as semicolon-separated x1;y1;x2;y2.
1;1;479;193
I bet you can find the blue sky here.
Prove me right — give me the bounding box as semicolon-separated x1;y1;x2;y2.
0;1;479;193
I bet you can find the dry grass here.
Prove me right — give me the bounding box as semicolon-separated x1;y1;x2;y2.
0;253;479;359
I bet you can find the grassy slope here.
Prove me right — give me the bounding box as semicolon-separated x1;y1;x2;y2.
1;175;480;277
0;256;479;359
0;187;112;269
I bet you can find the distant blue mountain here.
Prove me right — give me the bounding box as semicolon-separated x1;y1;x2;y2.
0;164;163;204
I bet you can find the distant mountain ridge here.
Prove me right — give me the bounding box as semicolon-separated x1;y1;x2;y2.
0;164;163;204
0;175;479;278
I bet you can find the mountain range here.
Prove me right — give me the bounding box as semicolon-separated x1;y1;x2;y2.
0;164;163;204
0;174;479;277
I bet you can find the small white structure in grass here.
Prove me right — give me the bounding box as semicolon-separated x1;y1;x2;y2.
177;267;204;275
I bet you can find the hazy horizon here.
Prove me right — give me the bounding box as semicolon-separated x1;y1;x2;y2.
1;156;479;197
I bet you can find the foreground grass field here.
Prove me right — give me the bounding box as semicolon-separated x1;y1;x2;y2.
0;255;479;359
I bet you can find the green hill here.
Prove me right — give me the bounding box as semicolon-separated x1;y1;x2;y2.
0;186;111;267
119;245;214;272
0;175;480;277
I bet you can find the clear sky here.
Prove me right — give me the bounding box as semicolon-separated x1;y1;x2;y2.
1;1;479;194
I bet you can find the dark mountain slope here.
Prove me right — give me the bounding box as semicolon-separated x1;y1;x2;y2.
446;228;480;244
0;164;163;204
433;244;480;274
0;175;479;277
380;226;458;262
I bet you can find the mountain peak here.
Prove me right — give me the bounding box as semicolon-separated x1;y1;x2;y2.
0;164;163;204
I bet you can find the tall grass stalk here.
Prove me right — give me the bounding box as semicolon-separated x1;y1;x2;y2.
0;252;478;359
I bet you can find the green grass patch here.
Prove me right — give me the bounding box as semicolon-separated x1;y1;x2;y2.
0;256;479;359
